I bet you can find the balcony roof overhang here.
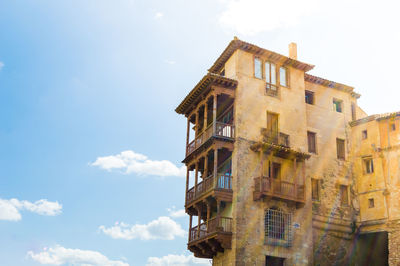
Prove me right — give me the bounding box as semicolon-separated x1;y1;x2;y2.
175;73;237;116
250;142;311;160
208;37;315;74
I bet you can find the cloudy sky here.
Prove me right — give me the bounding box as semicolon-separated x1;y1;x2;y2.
0;0;399;265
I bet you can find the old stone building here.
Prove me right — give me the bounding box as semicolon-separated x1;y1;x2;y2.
175;37;400;265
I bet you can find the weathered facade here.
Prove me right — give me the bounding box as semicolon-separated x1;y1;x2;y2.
175;37;400;265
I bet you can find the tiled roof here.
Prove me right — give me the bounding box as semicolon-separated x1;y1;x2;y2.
208;37;315;74
350;111;400;126
175;73;237;115
305;74;361;99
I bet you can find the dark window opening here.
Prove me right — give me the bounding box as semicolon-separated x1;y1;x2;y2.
305;90;314;104
364;158;374;174
362;130;368;140
391;123;396;131
337;138;345;160
307;131;317;153
333;99;343;113
266;256;285;266
369;198;375;208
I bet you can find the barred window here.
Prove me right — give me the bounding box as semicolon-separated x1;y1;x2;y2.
265;208;292;247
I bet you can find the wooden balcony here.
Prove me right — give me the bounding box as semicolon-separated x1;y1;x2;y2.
253;176;305;204
188;216;232;258
186;122;234;157
261;128;290;147
186;173;232;207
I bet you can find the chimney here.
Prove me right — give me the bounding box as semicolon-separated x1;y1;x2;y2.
289;42;297;60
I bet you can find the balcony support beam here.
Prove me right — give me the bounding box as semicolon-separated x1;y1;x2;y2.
203;104;208;133
213;148;218;180
188;214;193;242
204;153;208;179
212;94;217;135
185;167;190;205
194;162;199;197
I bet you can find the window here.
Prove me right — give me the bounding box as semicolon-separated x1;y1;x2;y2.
362;130;368;140
340;185;349;206
311;179;320;201
363;157;374;174
279;67;288;87
220;68;225;77
265;208;292;247
305;90;314;105
333;99;343;113
351;103;356;121
391;123;396;131
336;138;345;160
254;57;262;79
307;131;317;153
265;62;278;96
368;198;375;208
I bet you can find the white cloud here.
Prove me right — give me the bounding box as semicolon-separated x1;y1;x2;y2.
167;206;186;218
146;254;210;266
0;198;62;221
165;60;176;65
91;150;185;177
0;61;4;71
218;0;319;35
27;245;128;266
99;216;185;240
154;12;163;19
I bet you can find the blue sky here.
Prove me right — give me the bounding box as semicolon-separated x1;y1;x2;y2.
0;0;399;265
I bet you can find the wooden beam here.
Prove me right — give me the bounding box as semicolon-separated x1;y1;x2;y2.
194;161;199;197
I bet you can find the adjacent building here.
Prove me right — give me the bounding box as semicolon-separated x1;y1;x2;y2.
175;37;400;265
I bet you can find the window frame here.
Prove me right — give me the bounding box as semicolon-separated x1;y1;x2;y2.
311;178;320;201
363;157;374;174
362;130;368;140
368;198;375;208
279;66;288;87
307;131;317;154
254;57;263;79
333;98;343;113
336;138;346;160
305;90;315;105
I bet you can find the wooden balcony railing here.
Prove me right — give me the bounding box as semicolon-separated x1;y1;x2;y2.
261;129;290;147
189;216;233;242
186;173;232;204
186;122;234;156
266;83;279;97
254;176;305;202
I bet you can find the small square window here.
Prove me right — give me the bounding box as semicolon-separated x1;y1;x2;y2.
362;130;368;140
363;158;374;174
368;198;374;208
333;99;343;113
391;123;396;131
305;91;314;105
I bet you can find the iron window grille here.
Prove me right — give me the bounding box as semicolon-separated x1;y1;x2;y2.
265;208;292;247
